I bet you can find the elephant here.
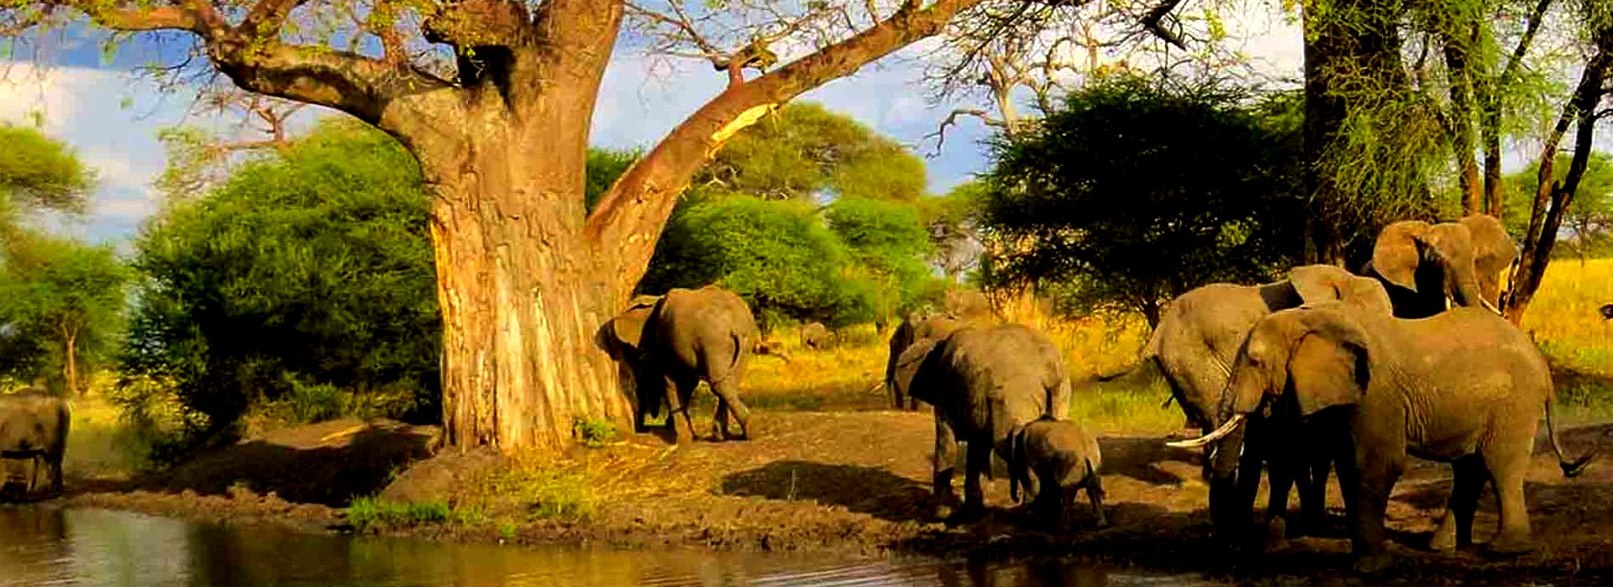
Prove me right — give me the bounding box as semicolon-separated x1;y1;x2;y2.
1361;214;1517;319
894;323;1072;519
884;313;962;410
598;286;762;445
944;289;995;322
1600;303;1613;320
1172;301;1595;573
1008;416;1107;530
800;322;833;350
0;388;70;497
1096;265;1394;541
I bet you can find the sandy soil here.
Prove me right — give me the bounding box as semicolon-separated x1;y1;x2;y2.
42;409;1613;585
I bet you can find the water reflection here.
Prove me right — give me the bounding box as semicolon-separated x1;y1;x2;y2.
0;507;1221;586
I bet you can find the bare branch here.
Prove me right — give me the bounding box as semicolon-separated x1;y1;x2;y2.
924;108;1006;155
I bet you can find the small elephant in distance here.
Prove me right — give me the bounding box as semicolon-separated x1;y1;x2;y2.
1600;304;1613;320
800;322;833;350
1008;416;1107;530
0;388;70;498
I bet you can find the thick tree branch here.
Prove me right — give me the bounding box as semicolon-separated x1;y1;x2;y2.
925;108;1006;155
583;0;983;295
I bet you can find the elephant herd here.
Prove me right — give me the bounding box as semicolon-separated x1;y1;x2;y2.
602;213;1605;574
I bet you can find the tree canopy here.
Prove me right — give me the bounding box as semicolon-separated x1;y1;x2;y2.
0;230;129;393
695;102;929;202
123;120;441;440
0;124;94;219
977;75;1305;326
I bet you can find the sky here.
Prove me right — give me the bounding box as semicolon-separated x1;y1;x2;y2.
0;9;1312;248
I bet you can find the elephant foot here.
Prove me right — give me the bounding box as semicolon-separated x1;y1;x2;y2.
1488;533;1538;556
1351;553;1393;575
1264;517;1289;552
949;502;987;524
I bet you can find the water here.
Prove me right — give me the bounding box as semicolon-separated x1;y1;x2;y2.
0;507;1221;586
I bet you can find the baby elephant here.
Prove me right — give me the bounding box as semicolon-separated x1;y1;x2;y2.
1008;417;1107;530
0;388;70;497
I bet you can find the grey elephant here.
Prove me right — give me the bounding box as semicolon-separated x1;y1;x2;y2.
599;286;763;444
895;323;1072;519
1173;301;1595;573
1098;265;1392;543
884;313;963;410
1361;214;1516;318
0;388;70;497
1008;416;1107;530
944;289;995;321
800;322;833;350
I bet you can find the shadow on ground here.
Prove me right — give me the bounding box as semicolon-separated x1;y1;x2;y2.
148;419;441;507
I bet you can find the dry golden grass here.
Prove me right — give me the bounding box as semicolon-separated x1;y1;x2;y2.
746;262;1613;434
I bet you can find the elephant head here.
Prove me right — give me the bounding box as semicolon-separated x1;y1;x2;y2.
1366;215;1516;318
596;295;663;415
1285;264;1394;316
889;335;945;407
1174;303;1372;451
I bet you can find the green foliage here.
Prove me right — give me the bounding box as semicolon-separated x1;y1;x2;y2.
122;119;441;442
824;198;939;325
642;103;943;328
641;195;871;328
572;417;618;448
0;230;130;391
978;75;1305;323
697;102;927;202
584;148;641;214
0;124;94;217
1503;152;1613;258
347;496;453;531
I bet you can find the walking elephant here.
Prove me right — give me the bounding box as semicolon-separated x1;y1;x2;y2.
1173;302;1595;573
0;388;70;497
893;323;1072;520
1361;214;1516;318
885;313;963;410
598;286;763;445
1007;416;1107;530
800;322;833;350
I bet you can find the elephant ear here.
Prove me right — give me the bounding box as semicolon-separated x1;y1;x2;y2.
610;297;660;351
1371;220;1433;292
1287;311;1371;417
1458;214;1518;303
1287;264;1351;306
894;337;944;405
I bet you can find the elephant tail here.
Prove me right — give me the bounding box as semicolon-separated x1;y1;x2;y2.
1094;325;1162;382
1546;396;1596;478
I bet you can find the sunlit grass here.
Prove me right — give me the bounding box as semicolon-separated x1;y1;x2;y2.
62;373;148;481
1518;258;1613;422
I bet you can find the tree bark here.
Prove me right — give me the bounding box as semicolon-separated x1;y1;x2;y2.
1502;25;1612;324
426;140;634;451
1442;25;1482;215
60;321;79;396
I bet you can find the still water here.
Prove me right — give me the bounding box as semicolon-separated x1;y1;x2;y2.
0;507;1220;586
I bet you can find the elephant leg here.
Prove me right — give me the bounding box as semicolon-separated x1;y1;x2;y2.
1431;453;1485;552
1087;476;1109;528
1264;458;1296;550
662;376;695;445
1349;447;1404;574
1485;447;1536;554
960;439;992;518
708;376;753;440
1299;451;1332;536
710;398;730;440
931;411;960;515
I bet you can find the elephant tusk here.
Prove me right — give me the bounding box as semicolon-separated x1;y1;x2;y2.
1480;297;1501;315
1165;414;1244;449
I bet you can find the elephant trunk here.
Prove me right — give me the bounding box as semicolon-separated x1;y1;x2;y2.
1008;428;1028;504
1207;418;1251;540
1447;270;1488;312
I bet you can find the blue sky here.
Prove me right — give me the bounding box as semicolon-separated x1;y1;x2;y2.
0;12;1308;248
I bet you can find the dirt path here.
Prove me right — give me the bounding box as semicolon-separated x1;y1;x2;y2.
49;410;1613;585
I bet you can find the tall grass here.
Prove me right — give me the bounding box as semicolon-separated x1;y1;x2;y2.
745;261;1613;432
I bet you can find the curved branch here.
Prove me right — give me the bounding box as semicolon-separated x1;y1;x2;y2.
583;0;985;293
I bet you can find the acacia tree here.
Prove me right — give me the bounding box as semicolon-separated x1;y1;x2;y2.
1;0;1042;451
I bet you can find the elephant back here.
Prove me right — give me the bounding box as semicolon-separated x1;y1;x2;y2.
938;324;1070;430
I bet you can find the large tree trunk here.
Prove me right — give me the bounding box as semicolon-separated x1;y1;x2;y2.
1442;25;1482;215
425;129;634;452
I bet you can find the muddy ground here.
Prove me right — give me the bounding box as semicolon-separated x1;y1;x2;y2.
38;407;1613;585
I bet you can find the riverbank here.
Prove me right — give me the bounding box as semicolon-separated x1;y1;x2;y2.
47;405;1613;586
